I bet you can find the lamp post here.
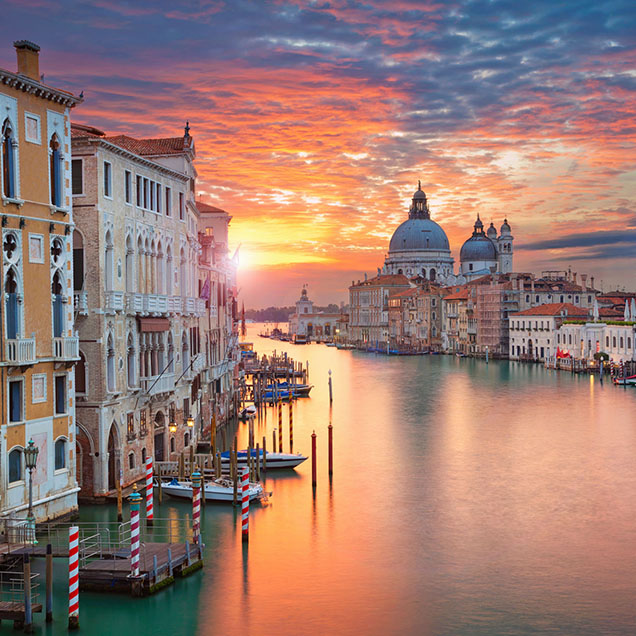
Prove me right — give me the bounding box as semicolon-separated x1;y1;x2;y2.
24;439;39;541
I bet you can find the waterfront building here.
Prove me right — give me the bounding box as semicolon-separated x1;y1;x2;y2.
287;286;343;341
508;303;589;361
348;274;410;345
387;288;419;349
0;42;82;520
71;123;230;498
413;281;446;351
557;321;635;363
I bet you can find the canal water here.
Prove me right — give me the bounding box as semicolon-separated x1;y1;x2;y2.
27;324;636;635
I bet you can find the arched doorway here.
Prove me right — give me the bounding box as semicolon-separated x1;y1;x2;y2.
154;411;165;461
528;339;533;359
107;422;120;491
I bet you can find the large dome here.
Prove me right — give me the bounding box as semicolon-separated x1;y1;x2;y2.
389;218;450;253
460;234;497;262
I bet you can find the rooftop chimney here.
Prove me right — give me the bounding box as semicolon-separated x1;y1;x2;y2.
14;40;40;82
590;276;595;290
581;274;587;290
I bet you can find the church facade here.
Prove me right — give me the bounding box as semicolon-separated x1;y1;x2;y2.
382;183;514;284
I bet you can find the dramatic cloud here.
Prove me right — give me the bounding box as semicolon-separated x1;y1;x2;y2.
2;0;635;306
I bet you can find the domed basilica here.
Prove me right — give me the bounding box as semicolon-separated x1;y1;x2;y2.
382;183;513;285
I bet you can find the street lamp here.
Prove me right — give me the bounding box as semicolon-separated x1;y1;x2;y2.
24;439;39;539
186;416;194;428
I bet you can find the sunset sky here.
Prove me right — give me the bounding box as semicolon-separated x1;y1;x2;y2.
2;1;635;308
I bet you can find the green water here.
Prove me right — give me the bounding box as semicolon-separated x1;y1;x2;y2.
17;326;636;635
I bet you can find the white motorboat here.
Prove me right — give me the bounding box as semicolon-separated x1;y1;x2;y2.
159;477;267;502
221;449;307;470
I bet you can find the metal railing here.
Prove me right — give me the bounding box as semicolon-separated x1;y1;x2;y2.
0;569;40;606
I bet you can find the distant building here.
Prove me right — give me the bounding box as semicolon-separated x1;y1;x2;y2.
288;286;342;340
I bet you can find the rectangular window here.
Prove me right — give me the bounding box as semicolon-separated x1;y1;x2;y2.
103;161;112;198
125;170;132;204
156;183;161;214
140;409;147;437
136;175;142;206
143;178;149;209
150;180;156;211
165;187;171;216
127;412;135;439
9;379;23;422
179;192;185;220
71;159;83;195
54;375;66;415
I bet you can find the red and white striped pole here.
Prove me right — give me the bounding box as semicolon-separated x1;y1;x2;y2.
191;469;202;544
129;487;142;577
620;359;625;378
241;467;249;542
68;526;79;630
145;455;154;526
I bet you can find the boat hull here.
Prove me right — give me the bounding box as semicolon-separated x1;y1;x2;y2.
160;479;264;502
221;451;307;470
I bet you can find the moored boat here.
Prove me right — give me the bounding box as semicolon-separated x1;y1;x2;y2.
221;449;307;470
265;382;313;397
239;404;257;419
160;477;267;502
613;374;636;386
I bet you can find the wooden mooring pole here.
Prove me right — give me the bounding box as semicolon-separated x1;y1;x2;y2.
328;424;333;477
311;431;317;489
24;554;32;633
46;543;53;622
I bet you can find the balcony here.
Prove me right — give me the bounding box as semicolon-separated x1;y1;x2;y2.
126;293;144;313
74;291;88;316
192;354;206;374
195;299;206;315
5;337;36;365
143;294;169;314
53;336;80;361
142;373;175;396
168;296;182;313
184;297;196;314
105;291;124;313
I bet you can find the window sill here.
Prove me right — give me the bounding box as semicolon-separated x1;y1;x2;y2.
2;196;25;208
54;467;69;476
7;420;25;427
8;480;25;488
50;205;69;216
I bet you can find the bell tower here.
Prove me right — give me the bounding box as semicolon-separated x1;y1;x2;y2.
497;219;514;274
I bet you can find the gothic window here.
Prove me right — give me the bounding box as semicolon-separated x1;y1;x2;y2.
106;333;115;392
125;235;134;292
127;333;136;388
182;331;189;373
157;241;164;295
50;135;63;207
2;119;16;199
76;351;87;394
430;268;436;281
52;270;64;337
5;267;19;339
105;231;114;291
165;245;172;295
8;447;23;483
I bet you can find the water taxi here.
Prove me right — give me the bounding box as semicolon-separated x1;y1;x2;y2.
221;449;307;470
160;477;267;502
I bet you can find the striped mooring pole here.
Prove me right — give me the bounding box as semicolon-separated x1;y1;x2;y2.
129;487;142;577
278;405;283;454
192;469;202;544
241;467;250;541
610;360;615;377
145;455;154;526
68;526;79;630
289;402;294;452
620;359;624;377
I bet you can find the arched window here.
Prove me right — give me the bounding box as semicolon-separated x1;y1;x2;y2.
137;236;144;292
128;452;135;470
180;248;187;297
5;267;19;339
167;332;174;373
73;230;84;291
156;241;164;295
182;331;189;373
165;245;172;295
55;438;67;470
50;134;62;207
127;333;136;388
52;270;64;337
170;437;175;453
105;231;114;291
613;336;617;348
184;431;190;447
141;447;147;464
106;333;115;392
76;351;87;394
9;447;22;483
2;119;16;199
429;268;436;281
125;235;134;292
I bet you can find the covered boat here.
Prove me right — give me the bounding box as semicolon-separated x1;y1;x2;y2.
221;449;307;470
160;477;266;502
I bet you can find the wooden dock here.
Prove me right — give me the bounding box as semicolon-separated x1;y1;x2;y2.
79;541;202;597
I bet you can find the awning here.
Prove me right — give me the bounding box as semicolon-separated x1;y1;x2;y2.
138;317;170;332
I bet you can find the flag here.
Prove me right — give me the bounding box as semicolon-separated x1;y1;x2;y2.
200;277;210;300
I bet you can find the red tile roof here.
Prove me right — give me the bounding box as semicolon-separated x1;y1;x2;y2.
71;123;105;138
350;274;410;288
389;288;418;299
510;303;589;317
104;134;189;156
197;201;226;214
444;289;470;301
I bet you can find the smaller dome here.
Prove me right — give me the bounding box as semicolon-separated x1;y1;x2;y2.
474;215;483;230
487;222;497;239
500;218;511;234
460;234;497;262
413;188;426;200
